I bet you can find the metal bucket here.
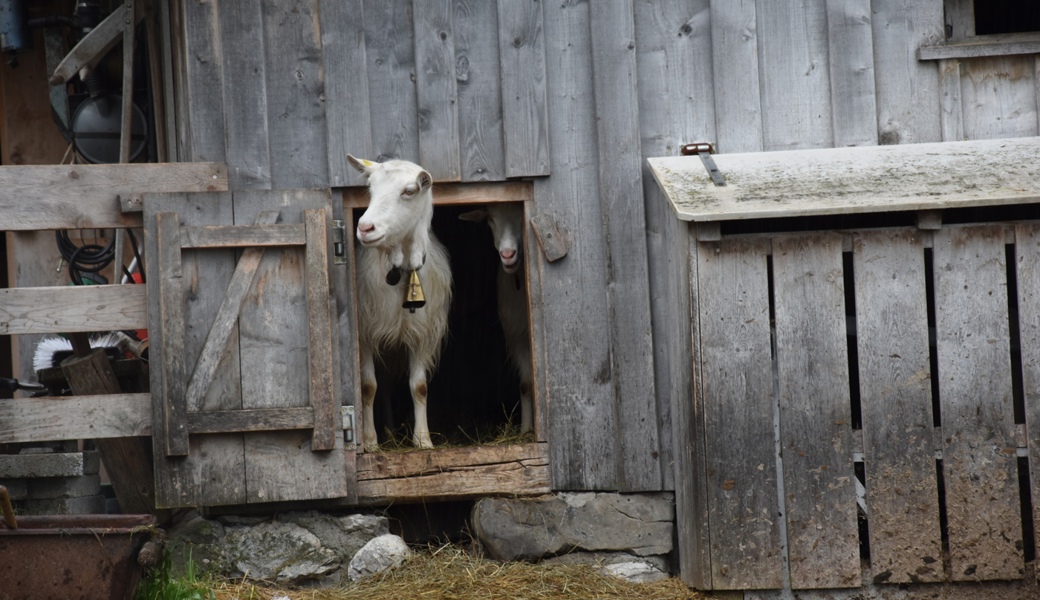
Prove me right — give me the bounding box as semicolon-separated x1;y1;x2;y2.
0;485;159;600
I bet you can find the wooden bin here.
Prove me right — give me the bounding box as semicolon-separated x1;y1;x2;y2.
649;138;1040;595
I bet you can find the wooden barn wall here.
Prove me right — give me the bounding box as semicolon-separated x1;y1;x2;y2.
168;0;1040;495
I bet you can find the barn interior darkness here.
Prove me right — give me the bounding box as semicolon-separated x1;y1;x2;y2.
351;203;530;446
973;0;1040;35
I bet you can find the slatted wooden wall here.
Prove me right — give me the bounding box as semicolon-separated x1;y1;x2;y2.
686;224;1040;592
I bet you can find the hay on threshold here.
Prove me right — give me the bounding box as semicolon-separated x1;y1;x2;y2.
207;544;712;600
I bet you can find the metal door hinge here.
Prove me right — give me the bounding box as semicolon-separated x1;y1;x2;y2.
681;142;726;187
332;220;348;264
341;405;356;449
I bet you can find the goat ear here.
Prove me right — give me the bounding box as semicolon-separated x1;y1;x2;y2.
347;154;377;175
458;209;488;222
417;170;433;190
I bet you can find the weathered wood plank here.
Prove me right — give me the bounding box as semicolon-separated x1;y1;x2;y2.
921;34;1040;60
180;223;306;248
871;0;943;144
497;0;550;177
0;393;151;444
756;0;832;151
156;211;188;457
853;229;944;584
218;0;272;189
773;233;859;589
648;137;1040;222
364;1;421;162
304;208;336;451
259;0;329;188
589;0;660;492
1017;223;1040;566
0;285;147;335
234;190;347;504
187;407;316;434
634;0;715;502
939;59;965;142
826;0;877;147
0;163;228;230
182;211;278;415
959;56;1039;140
356;443;550;503
413;0;461;181
342;181;534;208
179;0;228;162
453;0;505;181
319;0;373;187
536;0;617;491
709;0;762;153
933;224;1023;581
697;236;783;589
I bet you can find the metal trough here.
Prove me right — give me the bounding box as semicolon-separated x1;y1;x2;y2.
0;486;159;600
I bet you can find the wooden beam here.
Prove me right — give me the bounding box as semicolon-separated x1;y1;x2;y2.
187;407;316;434
0;285;147;335
0;162;228;230
0;393;151;443
180;223;306;248
342;181;534;209
304;208;337;451
356;443;551;504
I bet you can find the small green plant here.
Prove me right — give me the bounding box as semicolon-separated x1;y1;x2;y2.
135;548;214;600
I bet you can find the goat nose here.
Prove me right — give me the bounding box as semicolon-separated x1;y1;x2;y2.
500;249;516;260
358;222;375;234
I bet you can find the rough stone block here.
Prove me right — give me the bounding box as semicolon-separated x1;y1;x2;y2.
27;475;102;500
0;452;100;478
0;479;29;500
472;492;675;561
21;494;105;515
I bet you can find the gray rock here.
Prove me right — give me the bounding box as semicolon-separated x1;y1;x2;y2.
224;520;339;584
600;560;669;583
347;534;412;581
472;493;674;561
166;511;229;577
543;551;669;573
279;512;389;561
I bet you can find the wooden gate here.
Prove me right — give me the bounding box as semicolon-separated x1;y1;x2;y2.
143;189;353;508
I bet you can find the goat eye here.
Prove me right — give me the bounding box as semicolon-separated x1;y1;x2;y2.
402;186;417;197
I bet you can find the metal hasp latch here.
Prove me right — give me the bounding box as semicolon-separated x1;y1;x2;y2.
681;142;726;187
341;405;356;450
332;220;348;264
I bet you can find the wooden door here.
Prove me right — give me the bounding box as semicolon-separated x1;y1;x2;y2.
143;189;354;508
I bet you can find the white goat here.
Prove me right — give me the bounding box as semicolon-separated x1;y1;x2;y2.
348;155;452;451
459;203;533;433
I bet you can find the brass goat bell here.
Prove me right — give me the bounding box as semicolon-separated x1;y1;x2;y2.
403;269;426;313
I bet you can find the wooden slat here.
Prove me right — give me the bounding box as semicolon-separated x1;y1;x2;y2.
180;223;306;249
939;59;965;142
853;229;944;584
0;285;146;335
870;0;943;144
414;0;461;181
589;0;661;492
648;137;1040;222
179;0;228;162
497;0;550;177
709;0;762;153
537;0;617;491
319;0;373;187
697;236;783;589
304;208;336;451
756;1;831;151
218;0;272;189
183;211;279;415
773;233;859;589
825;0;878;147
364;1;421;162
156;211;188;457
453;0;506;181
187;407;315;434
0;162;228;230
259;0;329;189
0;393;151;444
342;180;534;208
234;190;347;504
933;224;1023;581
119;0;137;163
1017;223;1040;567
959;56;1040;140
356;443;550;503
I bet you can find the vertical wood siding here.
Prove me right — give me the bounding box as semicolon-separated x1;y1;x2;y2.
173;0;1040;506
